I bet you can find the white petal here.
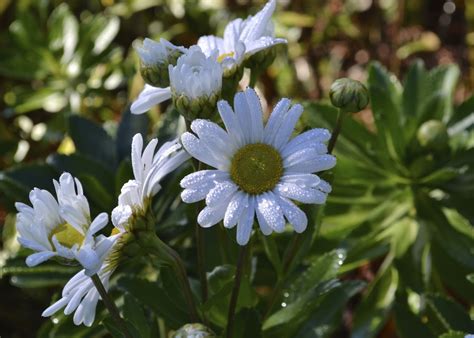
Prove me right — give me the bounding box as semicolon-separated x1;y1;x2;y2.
181;132;229;170
42;297;69;317
245;36;286;55
256;192;285;233
74;246;101;276
181;182;215;203
285;154;336;173
131;133;144;182
277;196;308;233
180;170;228;188
281;173;321;188
88;213;109;236
224;192;247;229
217;100;245;147
206;181;238;207
26;251;57;267
131;85;171;115
191;119;236;158
197;204;227;228
255;206;273;236
236;197;255;246
272;103;304;150
276;183;327;204
197;35;225;56
263;98;291;144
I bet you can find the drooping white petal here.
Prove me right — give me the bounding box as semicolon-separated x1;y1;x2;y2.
26;251;57;267
256;192;285;233
224;192;247;229
180;170;228;189
181;132;229;170
277;196;308;233
131;85;171;115
236;196;255;245
285;154;337;173
275;182;327;204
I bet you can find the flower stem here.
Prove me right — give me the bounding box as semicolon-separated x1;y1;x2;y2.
327;108;345;155
90;274;133;338
161;240;200;322
226;244;249;338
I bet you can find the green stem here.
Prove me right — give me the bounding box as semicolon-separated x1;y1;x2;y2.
226;244;249;338
249;69;260;88
90;274;133;338
327;108;345;155
161;240;200;322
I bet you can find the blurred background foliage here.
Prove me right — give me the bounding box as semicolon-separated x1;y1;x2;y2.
0;0;473;337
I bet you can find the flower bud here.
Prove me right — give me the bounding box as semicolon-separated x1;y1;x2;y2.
329;78;369;113
136;38;186;88
169;323;216;338
169;46;222;121
416;120;449;151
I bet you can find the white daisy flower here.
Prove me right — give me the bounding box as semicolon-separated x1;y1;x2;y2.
136;38;187;88
169;46;223;101
131;46;222;118
111;133;190;230
180;88;336;245
197;0;286;73
41;235;120;327
15;173;113;275
136;38;186;68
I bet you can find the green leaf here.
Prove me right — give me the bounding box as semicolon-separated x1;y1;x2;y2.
263;279;340;331
47;153;115;193
286;249;346;303
69;115;117;169
352;263;398;338
259;233;282;277
123;294;151;338
439;331;469;338
394;298;436;338
296;280;365;338
77;174;114;212
116;106;149;162
423;294;474;335
367;62;405;161
118;276;188;329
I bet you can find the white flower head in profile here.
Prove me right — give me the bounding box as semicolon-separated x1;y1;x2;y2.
42;241;119;327
169;46;223;101
197;0;286;74
136;38;186;68
15;173;113;275
136;38;187;88
131;46;223;119
111;133;190;230
180;88;336;245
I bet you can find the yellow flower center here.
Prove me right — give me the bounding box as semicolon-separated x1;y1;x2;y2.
230;143;283;195
50;223;84;248
111;227;121;236
217;52;235;63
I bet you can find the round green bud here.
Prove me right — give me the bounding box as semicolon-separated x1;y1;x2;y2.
140;50;183;88
169;323;216;338
416;120;449;151
329;78;369;113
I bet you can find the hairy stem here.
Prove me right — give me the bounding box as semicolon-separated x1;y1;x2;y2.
90;274;133;338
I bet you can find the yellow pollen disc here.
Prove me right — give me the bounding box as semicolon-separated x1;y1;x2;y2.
230;143;283;195
111;227;121;236
217;52;235;63
50;223;85;248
